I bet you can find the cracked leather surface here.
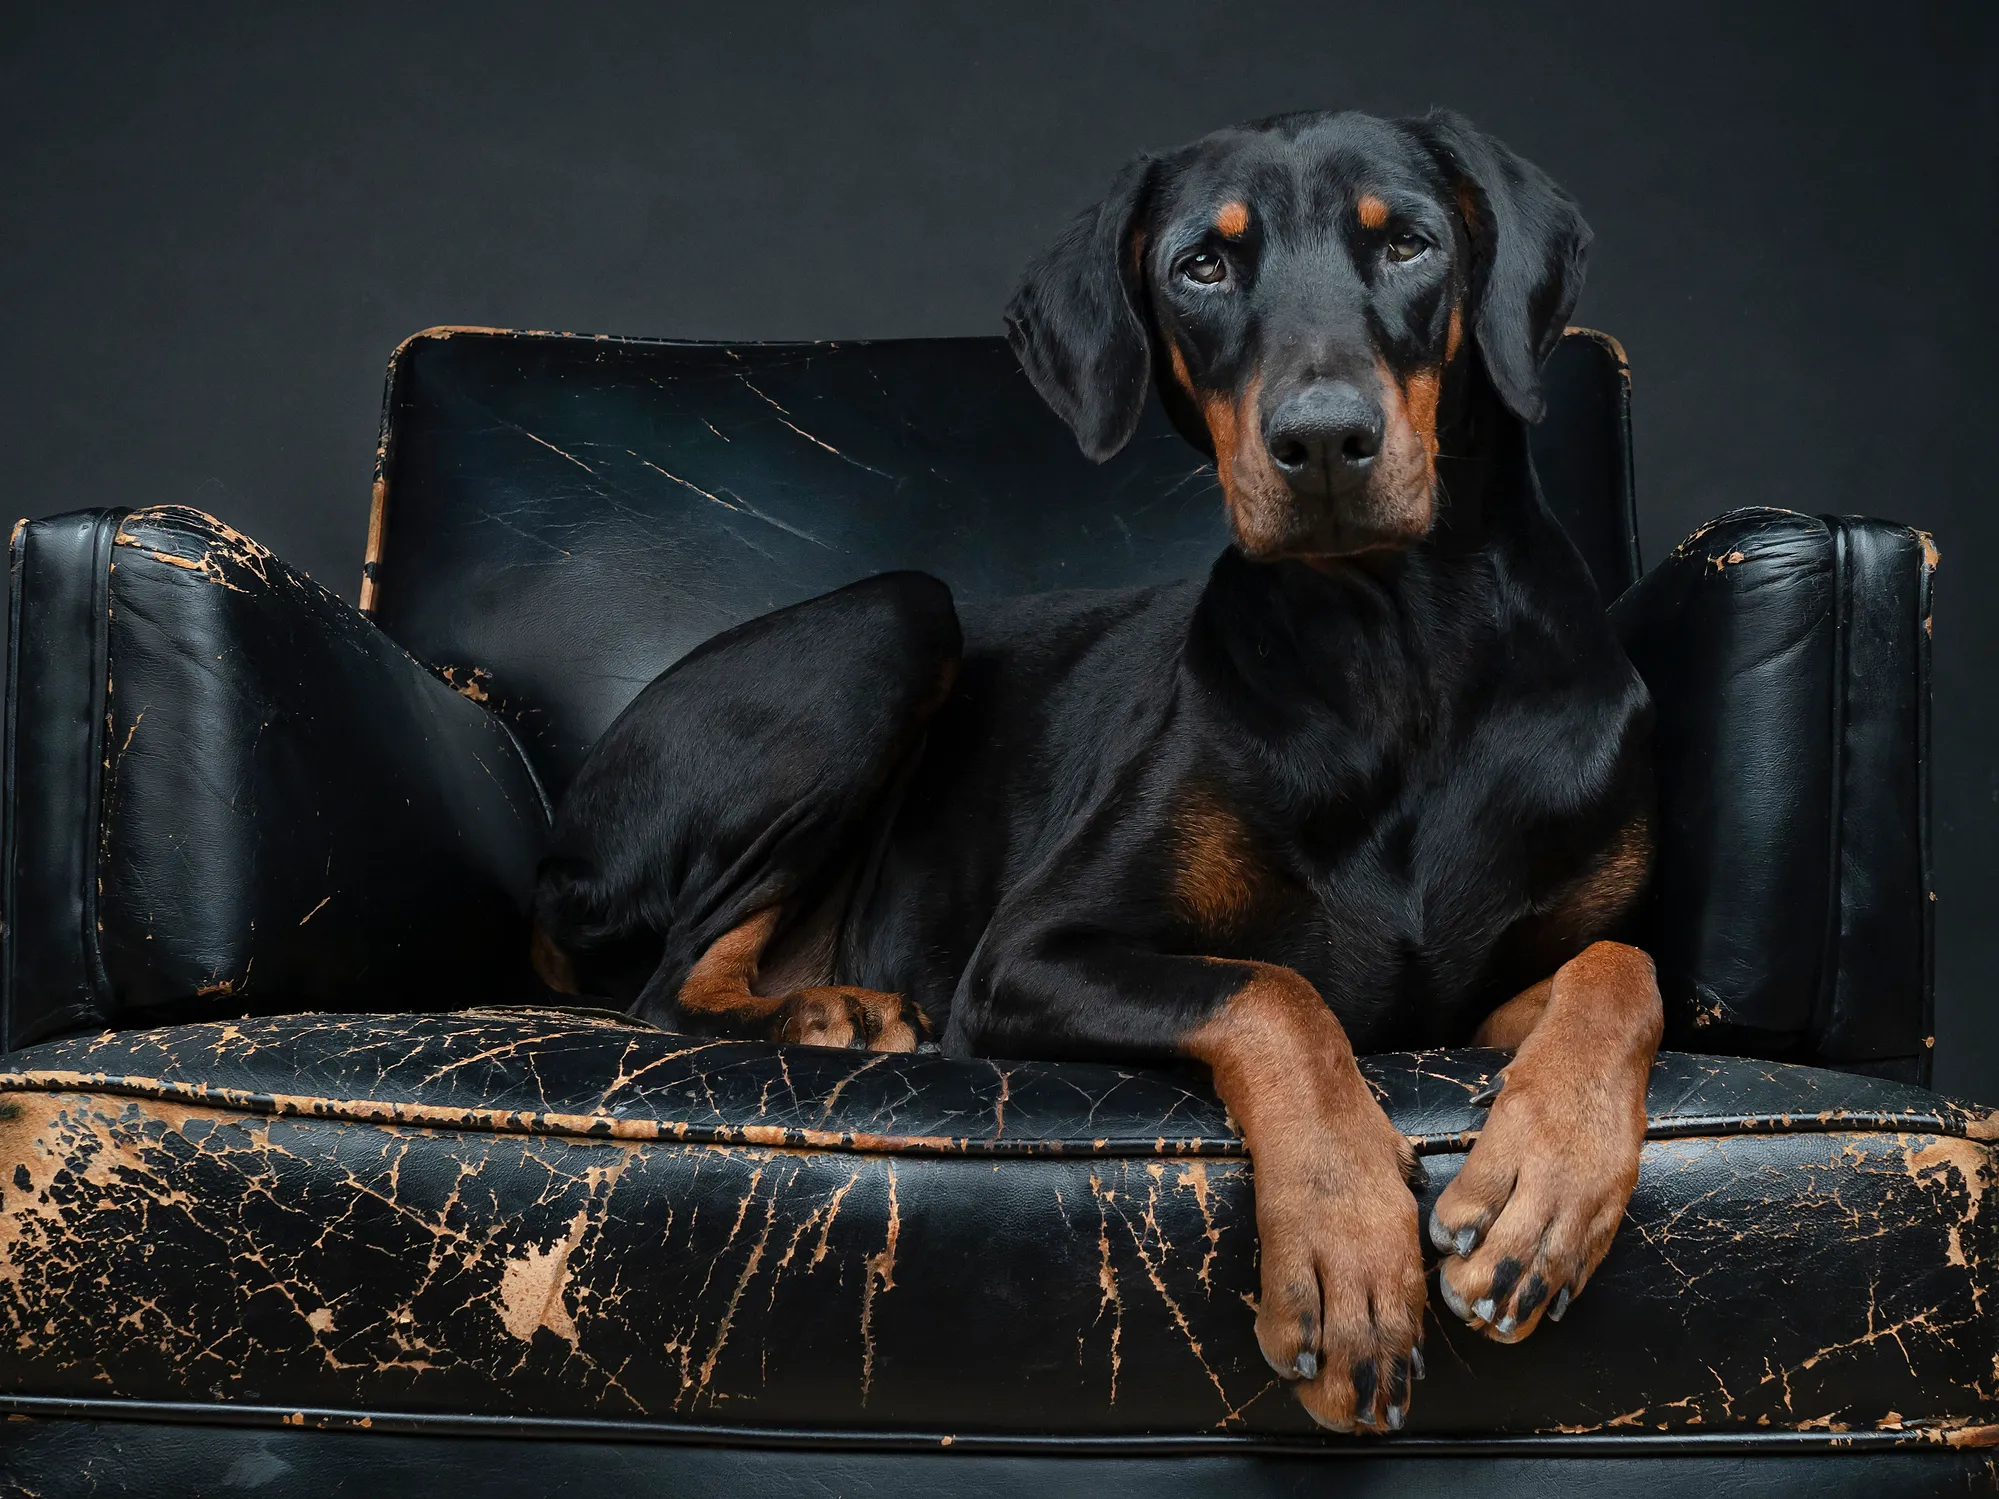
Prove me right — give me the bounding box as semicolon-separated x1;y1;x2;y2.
3;506;550;1050
0;1011;1991;1441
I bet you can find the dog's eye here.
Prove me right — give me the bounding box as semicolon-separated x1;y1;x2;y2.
1385;234;1430;264
1179;252;1228;286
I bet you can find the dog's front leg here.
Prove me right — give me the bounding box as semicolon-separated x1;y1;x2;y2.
1428;941;1663;1342
1187;961;1429;1433
958;945;1426;1433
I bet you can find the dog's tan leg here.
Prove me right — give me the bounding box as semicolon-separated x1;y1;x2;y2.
678;908;925;1053
1186;963;1428;1432
1429;941;1661;1341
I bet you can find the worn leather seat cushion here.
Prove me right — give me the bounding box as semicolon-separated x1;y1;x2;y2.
0;1010;1991;1445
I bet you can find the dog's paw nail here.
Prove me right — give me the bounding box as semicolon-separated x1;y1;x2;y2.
1495;1312;1517;1336
1292;1350;1318;1380
1471;1297;1496;1324
1549;1287;1571;1322
1426;1210;1454;1253
1437;1273;1470;1321
1468;1079;1502;1107
1411;1345;1426;1380
1454;1225;1479;1258
1386;1403;1404;1431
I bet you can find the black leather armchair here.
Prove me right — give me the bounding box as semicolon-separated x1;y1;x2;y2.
1;328;1984;1498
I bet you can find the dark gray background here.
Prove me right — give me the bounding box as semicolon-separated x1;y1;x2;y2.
3;4;1994;1092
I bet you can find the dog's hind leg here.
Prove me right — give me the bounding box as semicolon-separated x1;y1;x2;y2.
532;571;960;1036
675;905;927;1052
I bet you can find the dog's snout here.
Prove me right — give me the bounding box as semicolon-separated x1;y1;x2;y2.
1264;384;1384;489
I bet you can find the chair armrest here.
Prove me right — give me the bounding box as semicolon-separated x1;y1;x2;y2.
1611;507;1935;1081
3;506;549;1050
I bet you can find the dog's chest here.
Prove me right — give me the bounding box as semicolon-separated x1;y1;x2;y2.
1256;668;1638;1042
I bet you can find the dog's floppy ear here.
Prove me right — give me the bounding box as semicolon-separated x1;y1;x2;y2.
1411;110;1590;424
1005;156;1158;462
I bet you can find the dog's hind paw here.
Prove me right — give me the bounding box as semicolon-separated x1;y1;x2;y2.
776;987;928;1053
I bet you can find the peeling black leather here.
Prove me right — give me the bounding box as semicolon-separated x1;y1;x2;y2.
0;1011;1991;1442
2;507;550;1050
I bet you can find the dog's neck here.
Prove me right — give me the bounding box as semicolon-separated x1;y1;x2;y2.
1184;366;1581;754
1426;355;1540;556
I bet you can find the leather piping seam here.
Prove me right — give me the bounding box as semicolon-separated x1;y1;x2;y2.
1817;515;1852;1048
0;1071;1981;1158
0;1395;1989;1455
489;711;553;824
2;520;26;1049
1560;325;1642;588
1914;525;1937;1086
80;512;119;1012
358;327;425;616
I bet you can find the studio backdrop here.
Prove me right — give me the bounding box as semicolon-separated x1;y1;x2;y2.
2;2;1993;1095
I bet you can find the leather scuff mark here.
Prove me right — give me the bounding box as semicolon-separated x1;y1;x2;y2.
496;1207;588;1346
1915;529;1941;573
437;665;493;704
858;1164;900;1406
1091;1168;1124;1403
114;510;277;596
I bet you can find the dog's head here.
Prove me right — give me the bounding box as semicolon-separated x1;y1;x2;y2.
1006;110;1589;562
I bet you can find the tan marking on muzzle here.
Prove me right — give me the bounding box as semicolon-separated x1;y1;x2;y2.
1373;357;1441;536
1404;369;1442;462
1201;371;1287;554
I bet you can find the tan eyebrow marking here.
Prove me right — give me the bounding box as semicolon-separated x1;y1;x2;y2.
1357;193;1390;230
1213;201;1250;238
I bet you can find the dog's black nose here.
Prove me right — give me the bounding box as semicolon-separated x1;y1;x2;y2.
1264;383;1383;489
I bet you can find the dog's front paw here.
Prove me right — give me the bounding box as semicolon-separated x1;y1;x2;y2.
776;987;927;1052
1252;1108;1429;1432
1427;1053;1646;1343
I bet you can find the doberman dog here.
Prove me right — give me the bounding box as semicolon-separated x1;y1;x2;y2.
532;108;1662;1434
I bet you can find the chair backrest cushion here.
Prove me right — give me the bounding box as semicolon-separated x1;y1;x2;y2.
364;328;1636;798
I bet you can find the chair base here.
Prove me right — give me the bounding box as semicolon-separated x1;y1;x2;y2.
2;1414;1994;1499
